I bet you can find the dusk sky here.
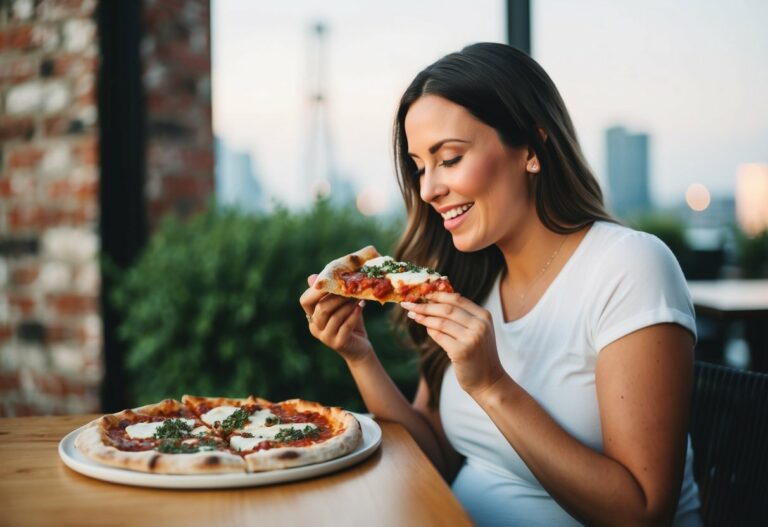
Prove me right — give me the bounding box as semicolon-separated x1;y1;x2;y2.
212;0;768;212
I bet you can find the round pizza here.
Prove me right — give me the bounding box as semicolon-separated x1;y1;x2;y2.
75;396;362;474
314;245;453;303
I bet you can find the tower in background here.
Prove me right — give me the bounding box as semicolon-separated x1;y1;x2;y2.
605;126;651;218
302;22;354;206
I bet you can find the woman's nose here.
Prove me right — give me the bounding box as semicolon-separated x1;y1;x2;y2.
419;170;449;203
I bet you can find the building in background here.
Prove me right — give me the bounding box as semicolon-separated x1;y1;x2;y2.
214;136;264;213
605;125;651;218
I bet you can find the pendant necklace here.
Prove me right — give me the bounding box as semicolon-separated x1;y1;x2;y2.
514;234;569;309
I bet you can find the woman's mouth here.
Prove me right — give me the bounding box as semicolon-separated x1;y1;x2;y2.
440;203;474;230
440;203;474;220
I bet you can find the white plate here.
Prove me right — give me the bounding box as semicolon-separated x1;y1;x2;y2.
58;412;382;489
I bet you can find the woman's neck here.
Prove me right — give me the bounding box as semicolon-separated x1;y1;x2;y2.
496;219;567;285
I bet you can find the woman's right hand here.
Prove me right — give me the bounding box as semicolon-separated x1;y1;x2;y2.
299;274;373;363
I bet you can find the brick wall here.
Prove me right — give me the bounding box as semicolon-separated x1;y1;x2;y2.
0;0;101;415
143;0;213;227
0;0;214;416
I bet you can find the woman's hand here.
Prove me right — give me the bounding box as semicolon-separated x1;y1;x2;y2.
299;275;373;363
401;292;507;398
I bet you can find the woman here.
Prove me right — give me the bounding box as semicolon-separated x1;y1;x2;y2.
300;43;701;526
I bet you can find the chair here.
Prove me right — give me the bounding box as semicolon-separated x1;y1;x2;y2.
690;361;768;525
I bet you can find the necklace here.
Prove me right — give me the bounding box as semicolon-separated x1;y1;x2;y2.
513;234;569;309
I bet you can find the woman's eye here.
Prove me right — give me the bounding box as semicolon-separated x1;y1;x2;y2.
440;155;462;167
413;167;425;178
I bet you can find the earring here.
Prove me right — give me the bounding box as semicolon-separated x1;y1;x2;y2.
528;162;539;172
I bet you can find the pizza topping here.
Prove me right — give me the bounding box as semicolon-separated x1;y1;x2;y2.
191;425;210;436
246;408;280;428
361;256;439;280
273;425;320;443
200;405;239;426
125;418;195;439
219;407;252;434
156;437;220;454
152;418;195;440
342;272;394;299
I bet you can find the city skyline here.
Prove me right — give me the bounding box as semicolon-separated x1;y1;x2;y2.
212;0;768;213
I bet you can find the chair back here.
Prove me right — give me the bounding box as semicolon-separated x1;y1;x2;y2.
690;361;768;525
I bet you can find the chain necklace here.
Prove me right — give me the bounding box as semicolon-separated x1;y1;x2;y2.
513;234;569;309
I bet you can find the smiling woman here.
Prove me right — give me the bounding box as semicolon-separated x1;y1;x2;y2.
300;43;702;526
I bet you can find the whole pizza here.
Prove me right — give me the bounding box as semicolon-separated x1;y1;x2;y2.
75;396;362;474
314;245;453;303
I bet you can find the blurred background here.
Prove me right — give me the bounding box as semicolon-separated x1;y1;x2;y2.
0;0;766;416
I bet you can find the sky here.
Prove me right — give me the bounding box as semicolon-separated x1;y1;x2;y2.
211;0;768;211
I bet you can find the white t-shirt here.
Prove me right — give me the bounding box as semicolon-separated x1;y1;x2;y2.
440;222;702;527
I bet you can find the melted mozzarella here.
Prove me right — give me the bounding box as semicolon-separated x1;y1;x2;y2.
125;418;195;439
243;409;279;429
361;256;441;287
200;405;239;426
229;423;319;451
191;425;209;436
361;256;394;269
386;270;438;287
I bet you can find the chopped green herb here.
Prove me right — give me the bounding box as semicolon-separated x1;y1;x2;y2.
219;407;251;434
265;416;281;426
240;432;254;438
156;439;198;454
273;425;320;443
362;259;437;279
155;437;219;454
152;418;193;440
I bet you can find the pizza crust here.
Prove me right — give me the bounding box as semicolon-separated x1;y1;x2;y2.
242;400;362;472
313;245;382;299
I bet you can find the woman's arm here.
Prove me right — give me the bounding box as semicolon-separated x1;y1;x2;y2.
405;293;693;526
347;356;463;479
299;275;460;478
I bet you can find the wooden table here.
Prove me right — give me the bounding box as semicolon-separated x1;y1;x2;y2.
0;415;473;527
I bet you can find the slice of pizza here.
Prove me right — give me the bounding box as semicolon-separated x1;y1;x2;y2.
74;399;245;474
182;395;362;472
230;398;362;472
314;245;453;303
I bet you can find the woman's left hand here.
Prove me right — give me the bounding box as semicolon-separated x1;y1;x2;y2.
401;292;507;398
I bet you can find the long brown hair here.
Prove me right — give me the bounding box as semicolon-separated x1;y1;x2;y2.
392;43;615;408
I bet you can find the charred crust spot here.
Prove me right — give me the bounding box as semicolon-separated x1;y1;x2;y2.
278;450;300;460
149;454;161;469
350;255;362;267
204;456;221;466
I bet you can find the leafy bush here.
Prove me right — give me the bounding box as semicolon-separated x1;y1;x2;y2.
109;200;417;411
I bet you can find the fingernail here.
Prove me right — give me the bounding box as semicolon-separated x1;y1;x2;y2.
401;302;415;309
358;300;366;308
407;311;417;319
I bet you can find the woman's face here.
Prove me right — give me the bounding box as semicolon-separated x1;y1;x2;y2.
404;95;536;252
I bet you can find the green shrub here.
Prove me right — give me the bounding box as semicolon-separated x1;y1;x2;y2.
108;200;416;411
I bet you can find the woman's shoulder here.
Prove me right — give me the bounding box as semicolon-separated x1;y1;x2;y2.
583;221;688;296
587;221;680;270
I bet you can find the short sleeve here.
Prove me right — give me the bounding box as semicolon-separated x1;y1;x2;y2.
590;230;697;353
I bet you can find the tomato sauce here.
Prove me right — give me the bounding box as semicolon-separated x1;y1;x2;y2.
341;272;393;299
